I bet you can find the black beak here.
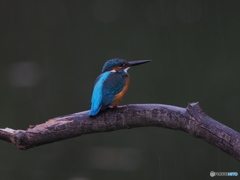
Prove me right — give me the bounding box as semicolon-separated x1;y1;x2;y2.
128;60;152;67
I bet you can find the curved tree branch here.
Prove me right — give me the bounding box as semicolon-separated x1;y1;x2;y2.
0;102;240;161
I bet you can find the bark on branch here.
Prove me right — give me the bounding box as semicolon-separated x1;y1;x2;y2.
0;103;240;161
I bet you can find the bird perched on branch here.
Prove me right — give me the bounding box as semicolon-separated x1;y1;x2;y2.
89;58;151;116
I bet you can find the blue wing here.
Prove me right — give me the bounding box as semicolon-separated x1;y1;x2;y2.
89;72;126;116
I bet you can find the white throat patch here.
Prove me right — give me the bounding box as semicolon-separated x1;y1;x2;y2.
109;67;130;73
124;67;130;73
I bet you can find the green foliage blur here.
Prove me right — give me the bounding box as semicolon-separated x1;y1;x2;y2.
0;0;240;180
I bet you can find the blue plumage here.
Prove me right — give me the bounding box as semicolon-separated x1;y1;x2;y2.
89;72;112;116
101;59;128;72
89;58;151;116
89;69;127;116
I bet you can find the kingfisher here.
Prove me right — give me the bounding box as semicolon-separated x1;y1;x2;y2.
89;58;151;116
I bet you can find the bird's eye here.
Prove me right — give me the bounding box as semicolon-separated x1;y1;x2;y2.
121;63;128;67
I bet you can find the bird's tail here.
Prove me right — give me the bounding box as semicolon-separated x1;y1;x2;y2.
89;107;100;116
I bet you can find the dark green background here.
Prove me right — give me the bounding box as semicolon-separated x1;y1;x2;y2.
0;0;240;179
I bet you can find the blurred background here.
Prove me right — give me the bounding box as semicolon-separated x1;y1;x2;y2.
0;0;240;179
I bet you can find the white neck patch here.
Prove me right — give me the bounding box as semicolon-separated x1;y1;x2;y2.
109;69;116;72
109;67;130;73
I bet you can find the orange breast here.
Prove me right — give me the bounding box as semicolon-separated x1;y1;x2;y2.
110;77;130;106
